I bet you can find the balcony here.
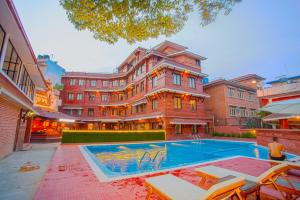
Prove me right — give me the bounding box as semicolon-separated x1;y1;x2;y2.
257;82;300;97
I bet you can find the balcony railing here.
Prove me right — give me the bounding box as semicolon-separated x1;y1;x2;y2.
257;82;300;97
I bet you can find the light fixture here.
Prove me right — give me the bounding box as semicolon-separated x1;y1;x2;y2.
59;119;75;123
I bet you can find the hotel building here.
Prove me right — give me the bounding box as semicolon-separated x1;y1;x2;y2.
61;41;212;138
203;74;264;133
257;75;300;129
0;0;47;158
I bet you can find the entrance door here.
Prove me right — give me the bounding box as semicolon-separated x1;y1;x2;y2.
175;124;181;134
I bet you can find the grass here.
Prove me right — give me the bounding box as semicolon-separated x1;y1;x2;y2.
61;130;165;143
212;131;256;138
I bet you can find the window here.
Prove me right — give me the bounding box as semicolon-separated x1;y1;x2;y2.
248;92;255;101
174;97;182;109
240;107;246;117
189;77;196;88
2;40;22;84
68;93;74;100
112;80;119;87
90;80;96;87
152;76;158;88
135;84;139;94
69;79;76;86
102;109;107;116
120;79;125;86
196;59;201;66
237;90;244;99
249;109;257;117
175;124;181;134
190;99;197;111
141;63;146;73
101;94;108;102
79;79;85;86
89;93;95;101
227;87;235;97
136;105;140;113
111;109;116;116
140;81;145;92
77;93;83;100
229;106;238;117
66;109;72;115
17;66;35;99
0;26;5;56
119;94;124;101
77;109;82;116
173;73;181;85
102;80;109;87
111;94;116;101
152;99;157;110
88;108;94;116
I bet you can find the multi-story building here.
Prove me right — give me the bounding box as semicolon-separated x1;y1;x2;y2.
0;0;47;158
257;75;300;106
203;74;264;133
61;41;212;138
257;75;300;129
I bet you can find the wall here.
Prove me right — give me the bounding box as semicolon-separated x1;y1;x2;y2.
256;129;300;155
0;97;20;159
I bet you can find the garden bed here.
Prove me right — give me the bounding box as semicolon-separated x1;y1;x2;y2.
61;130;165;143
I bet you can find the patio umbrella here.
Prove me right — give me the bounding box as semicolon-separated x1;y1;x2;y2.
260;98;300;115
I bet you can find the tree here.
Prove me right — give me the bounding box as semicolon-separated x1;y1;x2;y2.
60;0;241;44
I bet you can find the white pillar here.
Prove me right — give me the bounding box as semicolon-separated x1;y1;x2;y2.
0;34;9;70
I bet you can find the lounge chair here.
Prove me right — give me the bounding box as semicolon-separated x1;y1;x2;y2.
145;174;245;200
195;163;300;199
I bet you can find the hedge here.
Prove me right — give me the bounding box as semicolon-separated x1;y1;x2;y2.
61;130;166;143
212;131;256;138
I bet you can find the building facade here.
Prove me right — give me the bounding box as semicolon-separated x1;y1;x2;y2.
257;75;300;129
60;41;212;138
203;74;264;133
0;0;46;159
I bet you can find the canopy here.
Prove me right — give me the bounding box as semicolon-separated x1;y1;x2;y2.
260;98;300;115
169;118;207;125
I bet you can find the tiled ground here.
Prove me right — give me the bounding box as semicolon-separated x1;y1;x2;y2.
34;145;299;200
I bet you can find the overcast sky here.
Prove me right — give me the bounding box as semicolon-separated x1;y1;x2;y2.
14;0;300;82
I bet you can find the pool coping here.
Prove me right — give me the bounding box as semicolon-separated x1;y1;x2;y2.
79;139;298;182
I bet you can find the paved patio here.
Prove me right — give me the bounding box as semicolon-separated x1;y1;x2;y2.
34;144;299;200
0;143;58;200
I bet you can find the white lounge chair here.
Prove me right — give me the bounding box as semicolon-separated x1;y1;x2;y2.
195;163;300;199
145;174;245;200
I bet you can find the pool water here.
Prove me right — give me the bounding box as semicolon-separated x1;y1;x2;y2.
81;139;295;180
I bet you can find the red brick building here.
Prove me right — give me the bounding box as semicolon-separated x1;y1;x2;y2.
257;75;300;129
203;74;264;133
61;41;212;138
0;0;47;159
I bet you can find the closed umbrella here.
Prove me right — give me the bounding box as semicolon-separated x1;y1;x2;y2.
260;98;300;115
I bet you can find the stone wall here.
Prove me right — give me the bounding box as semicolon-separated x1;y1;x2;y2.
256;129;300;155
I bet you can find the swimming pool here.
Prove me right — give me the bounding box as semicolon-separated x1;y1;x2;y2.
80;139;295;181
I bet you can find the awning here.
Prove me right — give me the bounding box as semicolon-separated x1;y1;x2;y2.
263;113;298;122
62;106;84;110
131;98;147;107
80;118;121;122
260;98;300;115
34;107;76;120
169;118;207;125
124;112;163;121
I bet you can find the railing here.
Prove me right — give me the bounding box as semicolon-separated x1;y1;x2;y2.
257;82;300;97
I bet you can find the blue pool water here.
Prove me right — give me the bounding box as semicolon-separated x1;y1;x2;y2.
81;140;295;179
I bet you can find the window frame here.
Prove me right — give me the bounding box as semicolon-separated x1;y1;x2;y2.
173;97;182;109
189;77;196;89
173;73;181;85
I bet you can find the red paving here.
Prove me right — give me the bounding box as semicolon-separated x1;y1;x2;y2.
35;145;299;200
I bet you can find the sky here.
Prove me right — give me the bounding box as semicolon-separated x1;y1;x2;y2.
13;0;300;82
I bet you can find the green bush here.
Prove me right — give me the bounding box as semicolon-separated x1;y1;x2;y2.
61;130;165;143
212;131;256;138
